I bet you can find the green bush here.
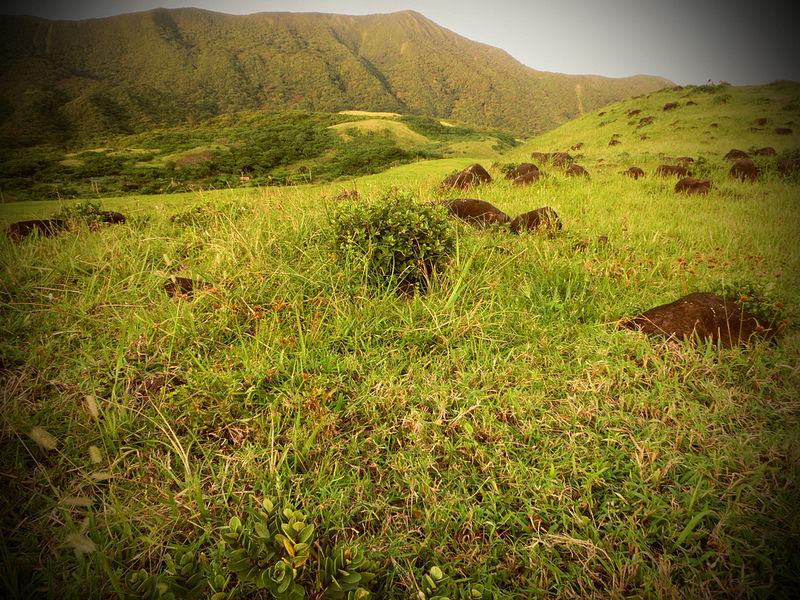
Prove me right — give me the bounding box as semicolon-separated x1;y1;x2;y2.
328;189;455;292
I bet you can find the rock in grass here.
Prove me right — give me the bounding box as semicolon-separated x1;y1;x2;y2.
506;163;540;180
508;207;561;234
512;170;543;185
674;177;712;195
164;276;213;298
442;198;509;227
620;292;775;348
656;164;690;177
6;219;66;241
623;167;645;179
564;164;589;177
99;211;126;224
729;158;758;182
778;158;800;175
440;163;492;190
724;148;749;162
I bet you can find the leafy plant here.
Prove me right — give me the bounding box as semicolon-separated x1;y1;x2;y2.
328;189;455;291
52;200;108;225
222;497;378;599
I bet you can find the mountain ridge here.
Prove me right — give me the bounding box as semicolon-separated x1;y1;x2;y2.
0;8;673;146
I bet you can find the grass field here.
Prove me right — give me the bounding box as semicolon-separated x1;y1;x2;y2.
1;83;799;598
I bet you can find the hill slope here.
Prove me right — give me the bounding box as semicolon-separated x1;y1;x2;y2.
0;8;672;145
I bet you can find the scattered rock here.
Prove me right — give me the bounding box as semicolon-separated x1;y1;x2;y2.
442;198;509;227
777;158;800;175
597;235;608;245
656;164;690;177
755;117;769;126
729;158;758;182
565;164;589;177
550;152;573;167
512;171;542;186
508;207;562;234
164;277;214;299
609;139;621;146
775;127;793;135
752;147;776;156
440;163;492;190
724;149;749;161
530;151;551;162
686;101;697;105
638;116;655;127
506;163;539;180
620;292;775;348
570;142;584;150
710;123;718;128
674;156;695;166
99;211;126;224
623;167;645;179
674;177;712;195
663;102;679;110
6;219;66;241
627;109;642;116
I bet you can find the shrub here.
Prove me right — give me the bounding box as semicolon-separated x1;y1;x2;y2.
328;189;455;292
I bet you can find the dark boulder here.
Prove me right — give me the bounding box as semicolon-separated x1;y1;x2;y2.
530;151;551;162
724;149;749;162
6;219;66;241
440;163;492;190
508;207;562;234
620;292;775;348
505;163;539;180
755;117;769;126
656;164;690;177
777;158;800;175
638;116;655;127
512;171;542;186
442;198;509;227
663;102;679;110
752;147;776;156
100;211;126;224
729;158;758;182
609;139;621;146
570;142;584;150
686;101;697;105
674;177;712;195
565;164;589;177
550;152;573;167
623;167;645;179
775;128;793;135
627;109;642;116
674;156;694;166
164;277;214;299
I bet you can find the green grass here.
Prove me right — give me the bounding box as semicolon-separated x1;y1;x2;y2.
1;84;799;599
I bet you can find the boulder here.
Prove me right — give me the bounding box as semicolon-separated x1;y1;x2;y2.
512;171;542;185
729;158;758;182
442;198;509;227
755;117;769;126
663;102;679;110
164;277;214;299
508;207;562;234
777;158;800;175
656;164;690;177
638;116;655;127
505;163;539;180
6;219;66;241
609;139;621;146
565;164;589;177
100;211;126;224
775;128;793;135
724;149;749;162
623;167;645;179
752;147;776;156
530;152;551;162
440;163;492;190
620;292;775;348
674;177;712;195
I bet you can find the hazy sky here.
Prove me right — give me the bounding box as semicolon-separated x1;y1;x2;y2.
3;0;799;86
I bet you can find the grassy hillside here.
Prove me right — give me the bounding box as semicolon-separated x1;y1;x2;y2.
0;109;516;201
1;83;799;598
0;8;671;145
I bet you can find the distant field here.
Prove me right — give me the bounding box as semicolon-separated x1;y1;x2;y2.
1;83;799;598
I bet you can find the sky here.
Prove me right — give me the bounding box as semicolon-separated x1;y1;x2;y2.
3;0;800;86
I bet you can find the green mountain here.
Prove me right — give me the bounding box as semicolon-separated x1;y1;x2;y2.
0;8;672;146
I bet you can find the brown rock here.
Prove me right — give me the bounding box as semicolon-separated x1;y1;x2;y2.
627;109;642;116
638;116;655;127
674;177;712;195
508;207;562;234
530;151;552;162
443;198;509;227
100;211;126;224
775;128;793;135
752;147;776;156
550;152;574;167
512;171;542;186
620;292;775;348
724;149;749;162
777;158;800;175
440;163;492;190
663;102;679;110
686;101;697;105
6;219;66;241
570;142;584;150
674;156;695;166
755;117;769;126
334;190;360;201
729;158;758;182
609;139;621;146
506;163;539;180
623;167;645;179
565;164;589;177
164;277;214;299
656;164;690;177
